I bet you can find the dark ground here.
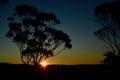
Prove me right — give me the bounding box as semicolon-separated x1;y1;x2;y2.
0;63;120;80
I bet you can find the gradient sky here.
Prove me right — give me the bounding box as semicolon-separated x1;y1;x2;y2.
0;0;118;64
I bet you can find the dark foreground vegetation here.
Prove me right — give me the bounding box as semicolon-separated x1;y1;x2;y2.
0;63;120;80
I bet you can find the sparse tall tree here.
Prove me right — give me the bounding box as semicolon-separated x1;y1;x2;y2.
94;1;120;64
6;5;72;65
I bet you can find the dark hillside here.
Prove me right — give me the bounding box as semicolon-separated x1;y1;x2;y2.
0;63;120;80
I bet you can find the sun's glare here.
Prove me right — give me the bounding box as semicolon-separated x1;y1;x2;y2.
40;61;47;67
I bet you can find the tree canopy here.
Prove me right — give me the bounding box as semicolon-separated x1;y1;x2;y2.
94;1;120;64
6;5;72;65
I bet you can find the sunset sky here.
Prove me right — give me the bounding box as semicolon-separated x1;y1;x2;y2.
0;0;117;65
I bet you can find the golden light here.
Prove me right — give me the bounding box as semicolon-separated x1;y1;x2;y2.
40;61;47;67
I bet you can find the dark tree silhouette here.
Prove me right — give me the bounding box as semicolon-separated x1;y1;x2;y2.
6;5;72;65
94;1;120;64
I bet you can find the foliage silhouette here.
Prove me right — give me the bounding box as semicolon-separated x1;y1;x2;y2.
94;1;120;64
6;5;72;65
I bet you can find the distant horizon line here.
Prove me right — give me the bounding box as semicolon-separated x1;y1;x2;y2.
0;62;102;65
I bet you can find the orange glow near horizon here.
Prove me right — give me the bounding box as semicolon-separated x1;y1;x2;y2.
40;61;47;67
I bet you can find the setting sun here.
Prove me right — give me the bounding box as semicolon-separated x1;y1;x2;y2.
40;61;47;67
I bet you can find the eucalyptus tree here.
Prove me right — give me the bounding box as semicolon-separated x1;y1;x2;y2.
6;5;72;65
94;1;120;64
